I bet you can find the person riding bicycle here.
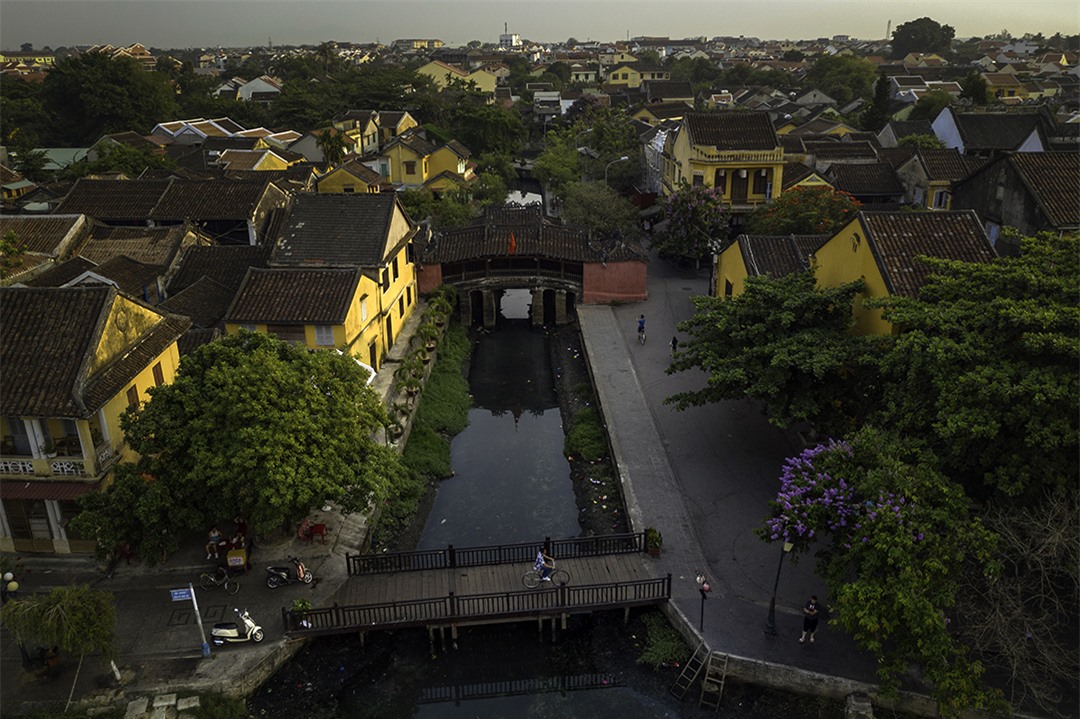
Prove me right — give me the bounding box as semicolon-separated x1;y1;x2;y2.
636;315;646;340
534;549;556;581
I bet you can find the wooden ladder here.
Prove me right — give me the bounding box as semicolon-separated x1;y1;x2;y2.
668;640;709;700
698;651;729;712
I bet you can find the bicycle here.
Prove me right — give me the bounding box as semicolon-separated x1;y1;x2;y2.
199;565;240;595
637;327;647;345
522;567;570;589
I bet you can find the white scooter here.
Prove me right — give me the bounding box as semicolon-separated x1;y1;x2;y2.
211;608;264;646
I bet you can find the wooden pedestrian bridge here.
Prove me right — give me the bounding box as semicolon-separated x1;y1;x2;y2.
281;532;670;640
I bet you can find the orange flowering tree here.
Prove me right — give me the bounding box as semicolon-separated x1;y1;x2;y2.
745;186;860;236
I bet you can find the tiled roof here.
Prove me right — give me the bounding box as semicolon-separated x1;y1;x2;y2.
779;135;806;154
859;211;995;297
24;257;98;287
804;141;878;160
167;245;273;293
386;132;438;158
77;224;190;267
916;148;978;182
954;111;1042;151
0;215;88;255
158;276;235;327
203;136;262;152
683;112;779;151
0;287;188;416
177;327;222;356
736;234;828;277
326;159;383;185
1010;152;1080;228
639;102;692;120
90;255;164;296
54;178;275;222
226;268;361;324
274;193;410;268
884;120;932;140
417;204;647;264
780;162;817;189
829;163;904;195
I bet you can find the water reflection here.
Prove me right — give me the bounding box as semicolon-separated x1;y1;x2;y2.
418;289;579;549
414;687;680;718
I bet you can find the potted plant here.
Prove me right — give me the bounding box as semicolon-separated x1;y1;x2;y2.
291;598;313;629
386;419;404;443
408;347;430;365
645;527;663;557
428;295;453;325
394;357;425;382
395;376;423;404
40;437;57;458
415;322;440;350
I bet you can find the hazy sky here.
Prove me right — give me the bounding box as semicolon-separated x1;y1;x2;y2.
2;0;1078;50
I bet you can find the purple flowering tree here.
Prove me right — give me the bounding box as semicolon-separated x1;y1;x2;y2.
652;183;727;264
760;427;1004;717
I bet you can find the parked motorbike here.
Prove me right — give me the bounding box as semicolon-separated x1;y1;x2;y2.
266;556;314;589
211;608;264;645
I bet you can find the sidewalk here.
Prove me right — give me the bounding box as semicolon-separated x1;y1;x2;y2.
576;255;926;707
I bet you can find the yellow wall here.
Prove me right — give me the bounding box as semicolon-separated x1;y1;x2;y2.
104;339;182;465
465;70;498;94
428;146;466;178
665;129;784;207
811;217;892;335
317;168;378;194
713;241;750;298
89;296;163;376
384;143;429;185
418;61;467;89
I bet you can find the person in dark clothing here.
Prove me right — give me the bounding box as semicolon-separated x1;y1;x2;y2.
800;595;820;643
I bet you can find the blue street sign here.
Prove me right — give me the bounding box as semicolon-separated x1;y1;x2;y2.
170;588;192;602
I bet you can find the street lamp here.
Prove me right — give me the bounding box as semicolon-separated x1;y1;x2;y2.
605;155;629;185
764;541;794;637
695;571;712;632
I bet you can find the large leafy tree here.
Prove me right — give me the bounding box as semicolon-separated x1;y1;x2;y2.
61;143;176;180
560;181;640;238
804;55;877;106
959;72;992;105
891;17;956;59
907;89;953;122
869;231;1080;499
41;52;180;145
859;71;892;132
761;429;1003;717
533;131;583;194
744;185;861;236
652;183;729;264
668;271;878;434
444;102;525;157
72;332;405;561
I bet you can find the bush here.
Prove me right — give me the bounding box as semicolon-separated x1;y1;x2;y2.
564;407;609;461
637;610;690;670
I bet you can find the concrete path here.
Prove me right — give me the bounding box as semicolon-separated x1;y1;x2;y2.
577;254;883;689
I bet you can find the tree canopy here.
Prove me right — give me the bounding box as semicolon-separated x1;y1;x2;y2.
560;181;640;238
71;332;406;562
907;89;952;122
652;183;728;264
744;185;861;236
804;55;877;106
891;17;957;59
896;133;945;149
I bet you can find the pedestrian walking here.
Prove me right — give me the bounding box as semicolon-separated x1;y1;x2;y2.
670;336;678;356
799;595;820;643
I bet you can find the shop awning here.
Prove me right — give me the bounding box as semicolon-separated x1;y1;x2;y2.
0;480;99;501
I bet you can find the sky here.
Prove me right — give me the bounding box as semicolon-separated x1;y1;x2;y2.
1;0;1078;50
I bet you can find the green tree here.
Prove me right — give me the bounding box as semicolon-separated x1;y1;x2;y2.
41;52;180;145
804;55;878;106
891;17;956;59
652;183;728;264
560;181;639;237
907;89;952;122
859;71;892;132
316;128;349;165
959;71;992;105
533;131;583;194
61;143;177;180
472;171;508;208
1;585;119;710
636;49;662;67
897;133;945;149
445;102;525;157
744;186;861;236
1;76;51;148
0;230;27;279
869;231;1080;499
760;428;1004;717
668;56;723;86
668;271;878;434
74;332;405;558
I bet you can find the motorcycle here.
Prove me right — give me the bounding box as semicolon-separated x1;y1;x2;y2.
211;608;264;645
266;556;314;589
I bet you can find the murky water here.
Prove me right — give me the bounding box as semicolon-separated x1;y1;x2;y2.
418;290;579;549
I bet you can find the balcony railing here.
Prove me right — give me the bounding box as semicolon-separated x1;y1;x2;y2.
689;148;783;164
0;442;119;479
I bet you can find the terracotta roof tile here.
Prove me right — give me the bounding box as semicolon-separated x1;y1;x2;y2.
167;245;273;294
860;211;996;297
158;276;235;327
683;112;779;151
226;268;361;324
829;163;904;196
23;257;99;287
90;255;165;297
274;193;409;268
736;234;828;276
1009;152;1080;228
77;224;190;267
0;215;88;255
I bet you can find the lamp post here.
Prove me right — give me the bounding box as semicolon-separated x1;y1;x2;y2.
764;541;794;637
605;155;629;185
695;571;712;632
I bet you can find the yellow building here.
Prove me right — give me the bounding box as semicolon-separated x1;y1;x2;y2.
605;64;670;89
812;211;996;335
662;112;785;215
251;193;420;369
0;286;189;553
713;233;828;298
317;159;386;193
417;60;498;95
379;131;475;190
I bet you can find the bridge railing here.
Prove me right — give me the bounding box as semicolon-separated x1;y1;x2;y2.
420;673;618;703
283;574;671;635
346;532;644;576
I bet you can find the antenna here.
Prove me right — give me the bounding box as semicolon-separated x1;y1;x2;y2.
505;22;508;34
886;20;891;41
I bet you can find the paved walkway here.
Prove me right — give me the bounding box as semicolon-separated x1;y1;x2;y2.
577;254;886;695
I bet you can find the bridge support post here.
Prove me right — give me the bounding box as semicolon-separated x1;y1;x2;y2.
555;290;569;325
482;290;497;329
531;289;545;327
459;293;471;326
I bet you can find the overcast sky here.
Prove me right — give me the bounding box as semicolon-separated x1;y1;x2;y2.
2;0;1077;50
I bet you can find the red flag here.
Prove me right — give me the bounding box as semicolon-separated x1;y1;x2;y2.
508;231;517;256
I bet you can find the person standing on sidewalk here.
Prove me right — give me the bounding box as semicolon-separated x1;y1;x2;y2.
670;336;678;356
799;595;820;643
